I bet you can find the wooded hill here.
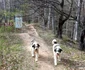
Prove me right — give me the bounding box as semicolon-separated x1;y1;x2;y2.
0;0;85;49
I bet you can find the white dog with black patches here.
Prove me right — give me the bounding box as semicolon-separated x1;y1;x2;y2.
31;40;40;62
52;39;62;66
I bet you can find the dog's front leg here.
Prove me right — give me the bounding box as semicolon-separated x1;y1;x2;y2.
58;55;61;61
32;48;35;57
54;53;57;66
35;50;39;62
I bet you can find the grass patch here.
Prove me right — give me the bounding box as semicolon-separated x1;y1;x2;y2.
0;23;27;33
0;26;15;33
0;33;24;70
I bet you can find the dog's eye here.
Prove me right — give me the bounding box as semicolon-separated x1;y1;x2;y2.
32;44;35;48
54;42;57;44
58;49;62;53
37;44;40;47
54;49;56;52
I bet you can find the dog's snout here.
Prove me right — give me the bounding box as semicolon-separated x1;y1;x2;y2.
35;47;38;50
35;46;38;49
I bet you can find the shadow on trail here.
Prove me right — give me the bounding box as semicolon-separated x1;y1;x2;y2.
62;58;85;70
39;54;54;66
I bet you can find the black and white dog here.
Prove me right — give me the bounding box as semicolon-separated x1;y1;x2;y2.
31;39;40;62
52;39;62;65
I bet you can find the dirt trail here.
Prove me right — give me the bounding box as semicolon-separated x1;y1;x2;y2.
19;24;67;70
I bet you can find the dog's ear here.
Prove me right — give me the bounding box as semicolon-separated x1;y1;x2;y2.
54;42;57;44
54;49;56;52
58;49;62;53
37;44;40;47
32;44;35;48
60;48;62;51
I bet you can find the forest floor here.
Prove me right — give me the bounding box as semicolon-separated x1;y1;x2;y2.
18;23;85;70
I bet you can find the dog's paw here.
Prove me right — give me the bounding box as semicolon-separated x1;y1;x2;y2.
32;55;35;57
54;64;57;66
35;59;38;62
54;63;57;66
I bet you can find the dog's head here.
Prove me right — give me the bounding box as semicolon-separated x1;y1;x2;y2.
52;39;57;45
32;41;40;50
31;39;35;44
54;44;62;54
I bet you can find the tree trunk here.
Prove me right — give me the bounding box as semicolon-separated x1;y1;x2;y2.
57;0;73;38
57;25;63;38
31;10;34;23
57;20;63;38
80;29;85;50
52;10;55;32
66;20;68;35
73;21;78;40
47;5;51;29
73;0;82;41
57;0;64;38
44;8;48;27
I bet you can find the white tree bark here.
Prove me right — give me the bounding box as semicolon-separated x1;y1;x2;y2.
73;0;81;40
31;10;34;23
73;21;78;40
52;15;54;31
47;5;51;29
66;20;68;35
52;8;54;31
7;0;10;23
3;0;6;22
44;8;47;27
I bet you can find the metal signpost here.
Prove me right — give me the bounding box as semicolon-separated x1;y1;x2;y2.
15;14;22;28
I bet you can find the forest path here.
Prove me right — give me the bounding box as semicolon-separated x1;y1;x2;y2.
19;24;67;70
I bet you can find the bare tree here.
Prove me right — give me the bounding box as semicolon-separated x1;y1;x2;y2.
73;0;83;40
57;0;73;38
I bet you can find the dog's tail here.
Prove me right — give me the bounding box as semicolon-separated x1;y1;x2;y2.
52;39;57;45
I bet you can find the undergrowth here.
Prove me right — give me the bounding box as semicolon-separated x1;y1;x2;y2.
34;24;85;70
0;33;24;70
